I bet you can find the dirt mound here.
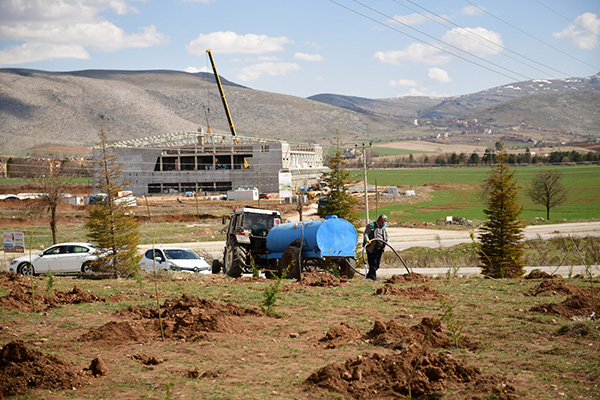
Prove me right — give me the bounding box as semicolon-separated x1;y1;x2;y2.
526;280;583;297
305;345;517;399
530;288;599;320
385;273;430;284
525;269;562;279
319;322;363;349
51;285;106;304
0;341;87;398
283;270;347;291
376;284;443;301
0;271;30;289
0;282;106;312
84;294;263;344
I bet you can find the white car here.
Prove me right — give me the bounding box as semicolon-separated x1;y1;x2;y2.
9;242;103;276
140;248;211;274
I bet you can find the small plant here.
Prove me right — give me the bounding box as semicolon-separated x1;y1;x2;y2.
439;297;462;349
261;265;289;316
46;268;54;295
445;262;461;281
250;257;259;278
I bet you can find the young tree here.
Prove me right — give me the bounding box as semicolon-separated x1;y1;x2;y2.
478;150;525;278
33;159;72;244
317;146;359;226
85;129;140;277
527;170;568;220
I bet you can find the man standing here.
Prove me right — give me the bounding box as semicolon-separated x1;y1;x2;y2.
363;214;388;281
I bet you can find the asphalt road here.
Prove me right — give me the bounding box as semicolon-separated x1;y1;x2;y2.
140;221;600;267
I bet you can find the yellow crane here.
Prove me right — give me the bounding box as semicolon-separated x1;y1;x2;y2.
206;49;237;137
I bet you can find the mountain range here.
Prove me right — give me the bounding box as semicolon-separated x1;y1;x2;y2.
1;68;599;154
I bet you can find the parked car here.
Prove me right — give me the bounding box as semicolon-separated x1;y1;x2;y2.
9;243;104;276
139;248;211;273
259;193;270;199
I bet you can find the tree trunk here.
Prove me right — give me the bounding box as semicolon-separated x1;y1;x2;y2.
50;206;58;244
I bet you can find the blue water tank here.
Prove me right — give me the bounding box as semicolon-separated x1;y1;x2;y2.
266;216;357;259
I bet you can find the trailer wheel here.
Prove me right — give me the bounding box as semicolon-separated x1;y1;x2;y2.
211;259;222;274
281;246;301;280
339;258;357;279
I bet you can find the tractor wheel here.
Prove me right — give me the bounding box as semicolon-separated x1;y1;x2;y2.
224;244;246;278
280;246;301;280
339;258;357;279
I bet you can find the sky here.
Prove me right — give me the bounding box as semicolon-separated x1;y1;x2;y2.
0;0;599;99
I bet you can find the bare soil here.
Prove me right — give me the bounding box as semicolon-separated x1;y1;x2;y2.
1;270;599;399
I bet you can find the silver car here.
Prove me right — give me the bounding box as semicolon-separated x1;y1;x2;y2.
9;242;103;276
140;248;211;273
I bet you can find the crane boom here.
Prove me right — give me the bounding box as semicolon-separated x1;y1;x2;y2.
206;49;237;137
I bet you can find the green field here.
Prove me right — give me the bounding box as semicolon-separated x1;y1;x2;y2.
350;164;600;223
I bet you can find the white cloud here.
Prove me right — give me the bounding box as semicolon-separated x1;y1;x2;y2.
236;62;301;81
374;43;451;65
0;42;89;65
187;31;291;55
294;52;324;61
461;5;485;16
553;12;600;50
428;67;451;83
443;27;503;57
185;66;211;73
0;0;166;65
389;79;418;88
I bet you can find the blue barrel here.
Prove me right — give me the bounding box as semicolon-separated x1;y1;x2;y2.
266;215;357;260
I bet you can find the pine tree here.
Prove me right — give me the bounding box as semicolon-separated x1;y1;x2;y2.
478;149;525;278
85;129;140;277
317;146;359;226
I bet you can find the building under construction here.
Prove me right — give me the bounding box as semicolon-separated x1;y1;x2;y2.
102;130;327;196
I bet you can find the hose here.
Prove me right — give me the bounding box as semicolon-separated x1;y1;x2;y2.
360;238;413;278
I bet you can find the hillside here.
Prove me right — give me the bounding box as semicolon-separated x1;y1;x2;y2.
0;69;391;154
1;68;599;154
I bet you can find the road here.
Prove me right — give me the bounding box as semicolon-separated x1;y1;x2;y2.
139;220;600;264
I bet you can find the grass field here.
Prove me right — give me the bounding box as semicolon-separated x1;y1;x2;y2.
350;164;600;223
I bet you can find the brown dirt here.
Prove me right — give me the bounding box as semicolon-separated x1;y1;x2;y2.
283;270;347;290
305;345;517;399
0;340;88;398
319;322;363;349
525;279;583;297
0;272;105;312
82;294;263;344
376;283;444;301
525;268;563;279
385;272;430;284
530;287;600;320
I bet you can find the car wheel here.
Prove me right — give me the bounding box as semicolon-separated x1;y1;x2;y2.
82;262;94;275
18;263;34;276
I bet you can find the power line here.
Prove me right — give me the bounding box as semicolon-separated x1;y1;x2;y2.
327;0;529;82
463;0;599;71
533;0;600;39
392;0;572;79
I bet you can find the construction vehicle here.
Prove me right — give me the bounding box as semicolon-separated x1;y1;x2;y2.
206;49;237;137
213;207;358;279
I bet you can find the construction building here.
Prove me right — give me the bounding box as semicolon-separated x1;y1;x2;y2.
97;130;327;196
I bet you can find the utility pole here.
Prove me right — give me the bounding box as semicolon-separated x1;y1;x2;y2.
355;142;372;227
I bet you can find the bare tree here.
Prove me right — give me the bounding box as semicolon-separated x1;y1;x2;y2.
34;159;72;244
527;170;568;220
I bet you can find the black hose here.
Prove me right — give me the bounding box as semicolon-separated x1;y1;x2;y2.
361;238;413;277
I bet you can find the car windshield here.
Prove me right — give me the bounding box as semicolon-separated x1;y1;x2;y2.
164;249;199;260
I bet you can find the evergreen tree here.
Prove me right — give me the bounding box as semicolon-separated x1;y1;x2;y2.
317;145;359;226
85;129;141;277
478;150;525;278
